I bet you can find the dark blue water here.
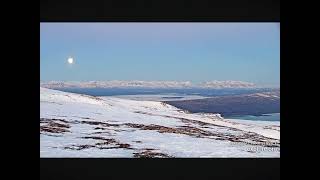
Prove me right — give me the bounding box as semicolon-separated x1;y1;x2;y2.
53;87;273;97
52;87;279;121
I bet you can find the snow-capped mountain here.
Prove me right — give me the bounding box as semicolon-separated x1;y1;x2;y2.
40;80;258;89
199;80;255;89
40;80;193;89
40;87;280;157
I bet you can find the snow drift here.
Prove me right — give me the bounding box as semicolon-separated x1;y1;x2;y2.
40;87;280;157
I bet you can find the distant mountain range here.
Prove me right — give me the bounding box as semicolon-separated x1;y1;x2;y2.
40;80;261;89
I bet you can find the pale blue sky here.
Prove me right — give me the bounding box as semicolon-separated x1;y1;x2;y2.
40;23;280;87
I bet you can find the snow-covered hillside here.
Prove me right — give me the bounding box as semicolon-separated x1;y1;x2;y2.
40;87;280;157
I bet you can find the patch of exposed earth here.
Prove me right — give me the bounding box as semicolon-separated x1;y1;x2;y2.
40;114;279;157
40;87;280;157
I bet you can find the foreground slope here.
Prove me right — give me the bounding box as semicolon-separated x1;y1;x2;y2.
40;87;280;157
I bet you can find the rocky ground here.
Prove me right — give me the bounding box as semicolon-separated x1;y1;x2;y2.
40;87;280;158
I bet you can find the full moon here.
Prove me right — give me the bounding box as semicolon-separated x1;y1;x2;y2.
67;57;74;64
